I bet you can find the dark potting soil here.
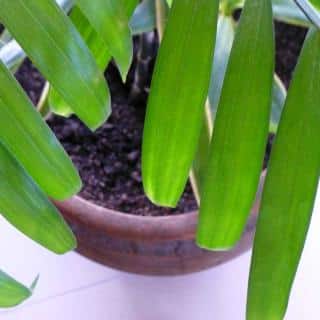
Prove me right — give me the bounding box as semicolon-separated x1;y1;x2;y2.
15;22;306;216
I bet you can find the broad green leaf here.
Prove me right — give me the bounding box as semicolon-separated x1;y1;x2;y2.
192;16;234;195
233;0;310;26
0;271;37;308
49;6;111;117
310;0;320;10
0;0;110;130
142;0;219;207
130;0;156;35
0;61;81;200
247;28;320;320
270;74;286;133
77;0;133;80
0;142;76;253
209;16;285;133
197;0;274;249
125;0;139;18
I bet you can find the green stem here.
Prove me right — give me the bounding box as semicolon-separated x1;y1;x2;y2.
37;82;51;120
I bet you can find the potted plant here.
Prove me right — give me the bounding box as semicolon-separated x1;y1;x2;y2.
0;0;318;319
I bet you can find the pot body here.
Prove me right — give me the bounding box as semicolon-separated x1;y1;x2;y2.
54;173;264;276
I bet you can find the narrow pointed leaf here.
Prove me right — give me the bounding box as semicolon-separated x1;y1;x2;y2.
197;0;274;249
0;0;110;130
142;0;219;207
0;61;81;200
234;0;311;26
77;0;133;80
0;271;34;308
49;6;111;117
0;143;76;253
247;29;320;320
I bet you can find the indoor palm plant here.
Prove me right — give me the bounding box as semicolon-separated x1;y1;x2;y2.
0;0;319;319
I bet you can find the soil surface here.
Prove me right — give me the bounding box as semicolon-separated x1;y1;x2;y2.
15;22;306;216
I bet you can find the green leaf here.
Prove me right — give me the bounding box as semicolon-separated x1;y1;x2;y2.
125;0;139;18
142;0;219;207
247;28;320;320
0;142;76;254
310;0;320;10
49;6;111;117
0;270;36;308
0;61;81;200
197;0;274;250
209;16;285;134
77;0;133;80
0;0;110;130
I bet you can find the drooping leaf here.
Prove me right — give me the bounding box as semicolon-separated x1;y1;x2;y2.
0;61;81;200
247;28;320;320
49;6;111;117
142;0;219;207
197;0;274;249
0;0;110;130
0;271;37;308
76;0;133;80
0;142;76;253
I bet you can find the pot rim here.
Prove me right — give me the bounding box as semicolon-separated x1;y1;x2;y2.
54;171;266;242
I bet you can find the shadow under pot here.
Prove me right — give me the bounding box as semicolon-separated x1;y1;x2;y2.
54;172;265;276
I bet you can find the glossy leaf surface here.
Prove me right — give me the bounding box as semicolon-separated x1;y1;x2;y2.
0;0;109;130
247;29;320;320
0;61;81;200
0;271;34;308
49;6;111;117
77;0;133;80
197;0;274;249
0;143;76;254
142;0;219;207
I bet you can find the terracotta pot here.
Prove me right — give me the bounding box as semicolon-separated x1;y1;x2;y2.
54;172;265;276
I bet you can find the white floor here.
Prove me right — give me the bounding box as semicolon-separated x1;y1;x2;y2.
0;188;320;319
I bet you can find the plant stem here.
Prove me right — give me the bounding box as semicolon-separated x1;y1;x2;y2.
154;0;213;207
37;82;51;120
